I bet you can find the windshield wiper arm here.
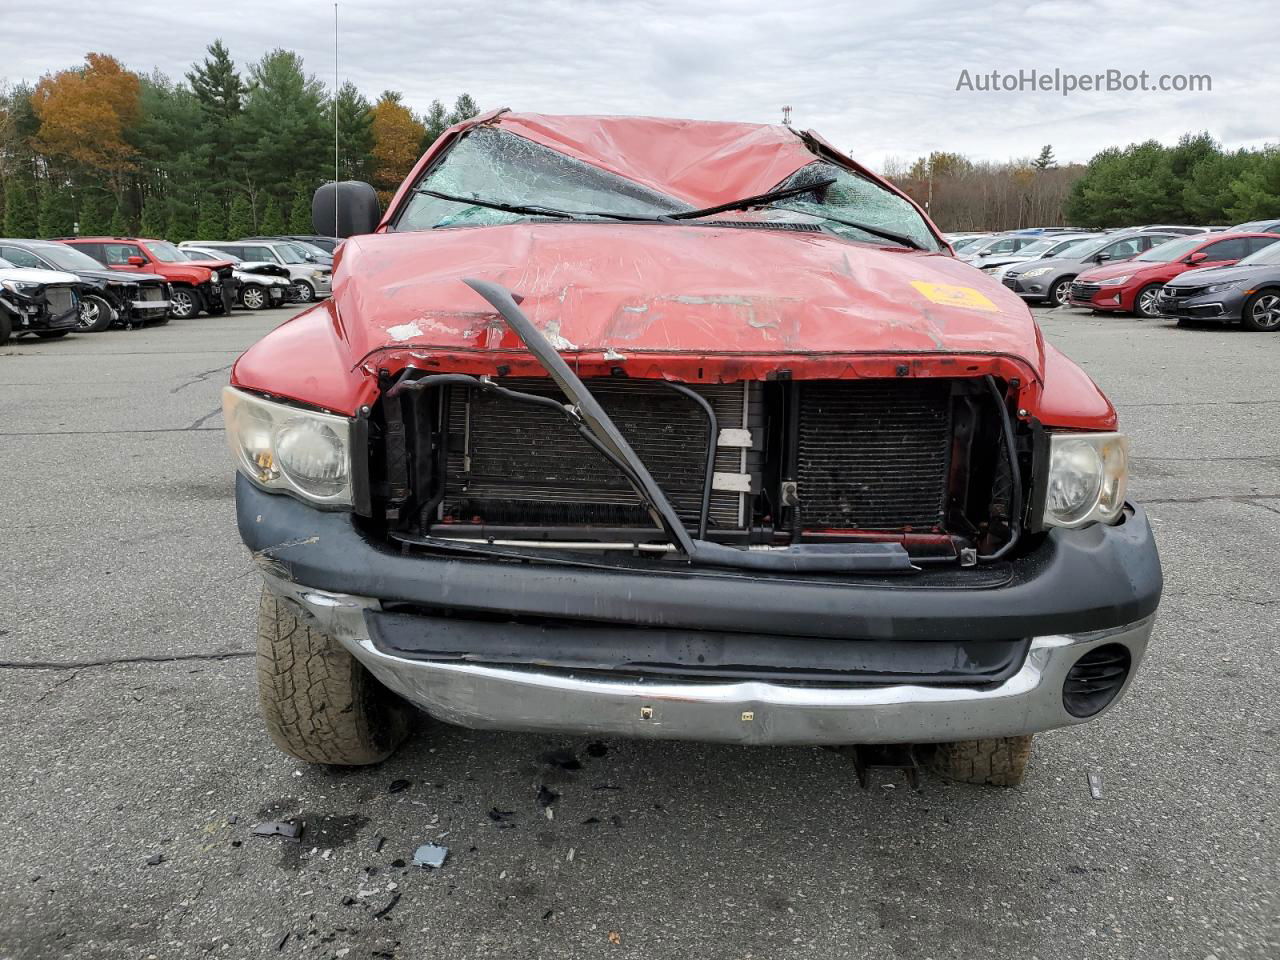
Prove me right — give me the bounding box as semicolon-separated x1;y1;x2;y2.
664;177;837;220
414;188;667;223
789;210;924;250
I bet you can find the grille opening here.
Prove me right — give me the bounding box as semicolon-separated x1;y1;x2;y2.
374;374;1016;559
1063;643;1131;717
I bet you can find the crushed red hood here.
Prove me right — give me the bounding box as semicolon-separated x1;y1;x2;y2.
331;224;1044;378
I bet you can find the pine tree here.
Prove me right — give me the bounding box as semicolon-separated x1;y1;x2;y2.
196;192;226;240
420;99;448;152
332;80;374;181
187;40;245;192
288;181;314;233
1032;145;1056;170
108;199;129;236
139;197;166;238
78;190;114;235
446;93;479;125
2;177;38;236
259;196;285;235
37;183;77;237
226;193;254;237
239;50;329;199
166;199;197;243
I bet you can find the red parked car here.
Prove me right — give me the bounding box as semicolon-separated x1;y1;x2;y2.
58;237;237;319
1069;232;1280;318
224;111;1161;787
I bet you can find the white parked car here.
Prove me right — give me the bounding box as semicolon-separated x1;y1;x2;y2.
0;257;83;344
181;240;331;302
178;245;293;310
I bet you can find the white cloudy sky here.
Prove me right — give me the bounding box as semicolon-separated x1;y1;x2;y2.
4;0;1273;170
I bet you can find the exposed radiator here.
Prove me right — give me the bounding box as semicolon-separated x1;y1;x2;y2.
441;378;759;531
44;286;76;318
796;380;953;531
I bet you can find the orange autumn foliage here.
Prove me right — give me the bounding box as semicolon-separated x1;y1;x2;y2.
32;53;140;182
370;92;425;204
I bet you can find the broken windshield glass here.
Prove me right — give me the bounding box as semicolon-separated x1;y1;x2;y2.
771;162;941;251
395;127;691;230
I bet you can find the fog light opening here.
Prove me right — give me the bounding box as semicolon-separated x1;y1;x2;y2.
1063;643;1132;718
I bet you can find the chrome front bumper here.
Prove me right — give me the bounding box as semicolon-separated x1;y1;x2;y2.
263;573;1154;747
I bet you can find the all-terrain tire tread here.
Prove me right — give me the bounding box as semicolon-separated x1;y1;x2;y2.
256;587;409;765
926;735;1033;786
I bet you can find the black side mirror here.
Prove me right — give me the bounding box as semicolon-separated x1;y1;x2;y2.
1096;252;1111;262
313;181;381;239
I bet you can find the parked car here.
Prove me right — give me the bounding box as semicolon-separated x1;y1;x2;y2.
1129;225;1211;235
979;232;1102;276
958;232;1038;266
1157;237;1280;331
0;256;82;344
58;237;236;319
1001;230;1180;306
178;244;293;310
192;240;331;301
245;233;341;255
0;238;170;331
943;232;991;252
1227;219;1280;234
1069;232;1280;317
243;236;334;267
224;111;1161;787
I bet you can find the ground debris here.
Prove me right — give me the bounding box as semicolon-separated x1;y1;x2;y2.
535;785;560;807
608;931;622;945
539;748;582;771
585;742;609;758
372;892;401;919
388;778;412;794
1087;769;1103;800
145;853;164;866
411;843;448;868
487;808;515;822
253;820;303;841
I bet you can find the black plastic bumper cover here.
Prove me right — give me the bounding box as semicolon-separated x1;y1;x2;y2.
237;474;1162;643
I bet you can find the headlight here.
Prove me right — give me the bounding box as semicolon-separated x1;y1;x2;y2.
1097;275;1129;286
311;269;325;279
1020;267;1052;279
0;279;40;296
1043;432;1128;528
222;387;353;506
1201;280;1241;294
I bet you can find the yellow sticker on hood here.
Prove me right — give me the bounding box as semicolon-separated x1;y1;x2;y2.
910;280;999;312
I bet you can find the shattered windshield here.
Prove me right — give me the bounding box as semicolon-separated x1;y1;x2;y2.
396;127;691;229
770;162;941;251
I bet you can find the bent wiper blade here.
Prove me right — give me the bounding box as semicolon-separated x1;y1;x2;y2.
664;177;837;221
415;188;666;223
793;210;924;250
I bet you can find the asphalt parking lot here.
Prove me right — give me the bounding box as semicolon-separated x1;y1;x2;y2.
1;305;1277;960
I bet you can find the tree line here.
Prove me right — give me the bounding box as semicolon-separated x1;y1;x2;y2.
0;43;478;241
885;135;1280;232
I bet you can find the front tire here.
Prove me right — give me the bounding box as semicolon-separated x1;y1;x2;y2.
77;294;115;333
1134;284;1163;319
169;286;203;320
240;283;268;311
256;587;411;765
924;735;1033;786
294;280;317;303
1241;289;1280;332
1048;276;1072;307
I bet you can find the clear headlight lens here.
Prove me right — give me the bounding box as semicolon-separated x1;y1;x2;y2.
222;386;353;506
1201;280;1241;294
1097;275;1129;286
1020;267;1052;279
1;279;40;295
1043;432;1128;528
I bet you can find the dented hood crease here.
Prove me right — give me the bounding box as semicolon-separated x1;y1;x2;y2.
332;223;1044;377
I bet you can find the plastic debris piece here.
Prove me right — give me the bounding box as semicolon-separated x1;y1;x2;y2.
391;858;406;868
412;843;449;868
542;909;554;921
566;847;575;862
388;778;412;794
535;785;560;807
253;821;303;840
340;896;356;906
372;893;401;919
1087;769;1103;800
488;808;515;822
545;807;554;821
146;853;164;866
540;748;582;770
581;817;601;825
275;931;290;951
371;835;386;852
586;742;609;758
608;931;622;945
592;784;620;791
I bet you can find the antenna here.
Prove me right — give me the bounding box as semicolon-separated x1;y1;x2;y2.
781;105;792;126
334;1;340;238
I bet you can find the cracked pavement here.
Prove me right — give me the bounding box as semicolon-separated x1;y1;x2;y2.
0;306;1276;959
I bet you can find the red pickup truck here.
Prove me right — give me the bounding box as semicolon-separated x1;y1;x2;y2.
225;112;1161;786
59;236;236;319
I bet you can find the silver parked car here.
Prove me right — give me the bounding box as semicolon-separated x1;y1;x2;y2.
180;240;332;301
